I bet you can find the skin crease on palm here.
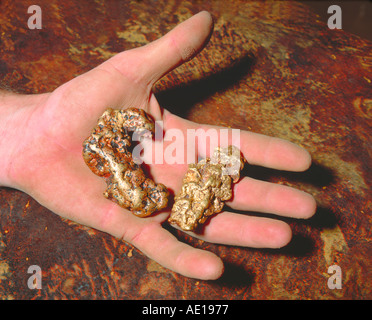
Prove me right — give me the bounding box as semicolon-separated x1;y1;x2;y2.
0;11;316;280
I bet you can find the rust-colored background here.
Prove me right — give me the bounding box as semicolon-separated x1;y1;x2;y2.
0;0;371;299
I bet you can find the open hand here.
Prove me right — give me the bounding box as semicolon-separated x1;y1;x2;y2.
2;12;316;279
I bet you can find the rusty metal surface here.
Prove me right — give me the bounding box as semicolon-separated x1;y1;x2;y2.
0;0;371;299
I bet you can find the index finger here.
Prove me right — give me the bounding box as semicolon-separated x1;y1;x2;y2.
163;111;311;172
239;130;312;172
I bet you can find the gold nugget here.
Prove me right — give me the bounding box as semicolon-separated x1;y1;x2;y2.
82;108;169;217
168;146;245;231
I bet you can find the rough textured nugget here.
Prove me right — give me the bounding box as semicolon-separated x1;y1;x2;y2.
82;107;168;217
168;146;245;231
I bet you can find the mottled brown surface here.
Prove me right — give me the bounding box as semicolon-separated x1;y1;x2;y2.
0;0;371;299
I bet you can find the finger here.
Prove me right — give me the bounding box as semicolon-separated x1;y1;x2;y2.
184;211;293;248
27;162;223;280
59;179;224;280
52;11;213;122
123;221;224;280
239;130;312;172
100;11;214;87
227;177;317;219
163;112;312;172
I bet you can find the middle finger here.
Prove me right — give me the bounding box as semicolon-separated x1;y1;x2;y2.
227;176;317;219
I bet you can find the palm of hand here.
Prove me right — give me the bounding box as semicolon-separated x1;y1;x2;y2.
7;12;316;279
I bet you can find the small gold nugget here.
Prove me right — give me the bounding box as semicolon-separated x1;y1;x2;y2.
168;146;245;231
82;108;169;217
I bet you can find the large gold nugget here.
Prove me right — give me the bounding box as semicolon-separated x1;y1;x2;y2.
168;146;245;231
82;108;169;217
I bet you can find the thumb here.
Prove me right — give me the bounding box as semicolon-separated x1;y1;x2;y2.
100;11;214;88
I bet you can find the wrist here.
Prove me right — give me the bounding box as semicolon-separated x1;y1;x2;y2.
0;91;42;188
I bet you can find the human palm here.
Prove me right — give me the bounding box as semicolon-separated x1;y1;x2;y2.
5;12;315;279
